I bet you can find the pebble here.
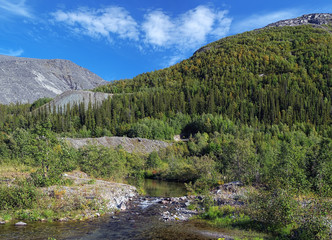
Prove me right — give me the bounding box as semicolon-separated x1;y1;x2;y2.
15;222;27;226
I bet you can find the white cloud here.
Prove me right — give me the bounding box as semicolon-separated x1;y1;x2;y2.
0;48;24;56
142;6;232;50
142;11;174;46
233;10;300;33
52;7;139;42
0;0;32;18
50;4;232;66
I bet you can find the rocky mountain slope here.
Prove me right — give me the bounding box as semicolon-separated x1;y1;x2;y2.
0;55;107;104
41;90;113;112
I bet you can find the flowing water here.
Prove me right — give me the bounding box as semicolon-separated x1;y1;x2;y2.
0;179;232;240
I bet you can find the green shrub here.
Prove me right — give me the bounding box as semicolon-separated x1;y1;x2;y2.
202;205;251;229
204;206;224;220
246;189;299;233
146;151;162;169
291;199;331;240
0;182;39;210
29;169;62;187
42;209;55;220
78;145;128;180
87;179;96;185
1;213;12;221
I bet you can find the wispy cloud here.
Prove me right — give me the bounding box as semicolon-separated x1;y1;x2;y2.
0;0;32;18
51;5;231;50
50;5;232;67
233;10;300;33
159;52;186;68
0;48;24;56
142;6;232;50
52;7;139;42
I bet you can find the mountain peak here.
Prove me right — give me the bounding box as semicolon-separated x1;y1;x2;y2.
0;55;107;104
265;13;332;28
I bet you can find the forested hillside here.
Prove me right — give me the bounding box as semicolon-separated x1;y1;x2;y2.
94;25;331;127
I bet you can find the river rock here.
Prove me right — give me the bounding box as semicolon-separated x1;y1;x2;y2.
118;202;127;210
0;221;5;225
15;222;27;226
160;200;169;205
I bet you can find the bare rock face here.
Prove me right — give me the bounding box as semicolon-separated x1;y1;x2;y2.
0;55;107;104
265;13;332;28
42;90;113;112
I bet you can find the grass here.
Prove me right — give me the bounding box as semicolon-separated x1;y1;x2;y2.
0;163;34;180
190;218;270;240
0;187;108;223
198;205;271;239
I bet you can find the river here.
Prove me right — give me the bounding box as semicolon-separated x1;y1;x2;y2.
0;179;233;240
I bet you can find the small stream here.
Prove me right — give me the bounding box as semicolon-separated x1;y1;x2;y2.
0;179;232;240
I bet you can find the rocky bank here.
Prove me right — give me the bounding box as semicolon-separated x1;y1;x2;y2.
45;171;138;214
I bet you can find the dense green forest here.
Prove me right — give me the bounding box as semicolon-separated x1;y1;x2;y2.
94;25;331;127
0;24;331;239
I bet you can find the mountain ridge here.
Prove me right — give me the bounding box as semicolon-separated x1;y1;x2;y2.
265;13;332;28
194;13;332;56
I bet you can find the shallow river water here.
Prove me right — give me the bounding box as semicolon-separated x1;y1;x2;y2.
0;179;231;240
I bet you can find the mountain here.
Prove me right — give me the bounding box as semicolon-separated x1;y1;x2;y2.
195;13;332;55
0;55;107;104
92;13;331;129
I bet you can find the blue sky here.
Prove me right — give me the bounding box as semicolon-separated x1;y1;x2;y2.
0;0;331;81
